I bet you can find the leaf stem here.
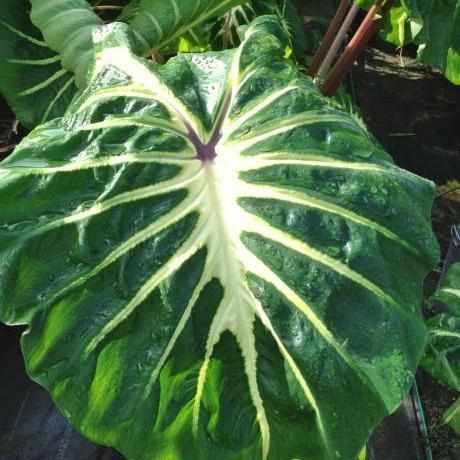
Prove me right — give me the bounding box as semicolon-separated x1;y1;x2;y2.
316;3;360;80
321;0;394;96
308;0;350;77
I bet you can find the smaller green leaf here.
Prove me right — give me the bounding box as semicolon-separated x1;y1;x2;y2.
365;0;460;84
29;0;103;88
422;313;460;391
0;0;77;128
415;0;460;85
432;263;460;317
422;263;460;433
443;397;460;434
422;260;460;390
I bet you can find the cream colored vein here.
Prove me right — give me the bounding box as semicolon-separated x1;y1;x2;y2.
27;165;203;236
2;155;197;176
223;113;362;153
222;86;299;140
241;210;402;311
249;291;332;458
143;239;217;399
85;217;208;355
79;117;189;137
238;182;420;257
239;244;386;407
39;183;206;319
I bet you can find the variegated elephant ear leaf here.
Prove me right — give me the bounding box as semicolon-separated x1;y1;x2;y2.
0;16;439;460
0;0;77;128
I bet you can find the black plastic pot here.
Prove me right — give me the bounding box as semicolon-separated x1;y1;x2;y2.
1;226;459;460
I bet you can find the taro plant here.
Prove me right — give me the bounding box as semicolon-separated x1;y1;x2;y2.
0;2;443;460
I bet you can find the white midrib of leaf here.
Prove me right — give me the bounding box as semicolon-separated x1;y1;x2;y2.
191;156;271;460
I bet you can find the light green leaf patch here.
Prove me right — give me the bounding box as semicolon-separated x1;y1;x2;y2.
0;16;439;460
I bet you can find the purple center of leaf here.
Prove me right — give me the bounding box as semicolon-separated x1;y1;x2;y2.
187;95;232;163
188;128;221;163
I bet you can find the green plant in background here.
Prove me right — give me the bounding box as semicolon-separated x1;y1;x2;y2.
211;0;307;60
0;0;247;128
422;263;460;434
377;0;460;85
0;0;78;128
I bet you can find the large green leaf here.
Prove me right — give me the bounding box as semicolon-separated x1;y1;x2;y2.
421;263;460;433
0;17;439;460
0;0;77;128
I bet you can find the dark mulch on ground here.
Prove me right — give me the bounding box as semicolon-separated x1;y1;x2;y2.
419;371;460;460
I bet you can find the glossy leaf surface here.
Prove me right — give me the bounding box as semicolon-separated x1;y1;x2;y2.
0;0;77;128
0;17;439;460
